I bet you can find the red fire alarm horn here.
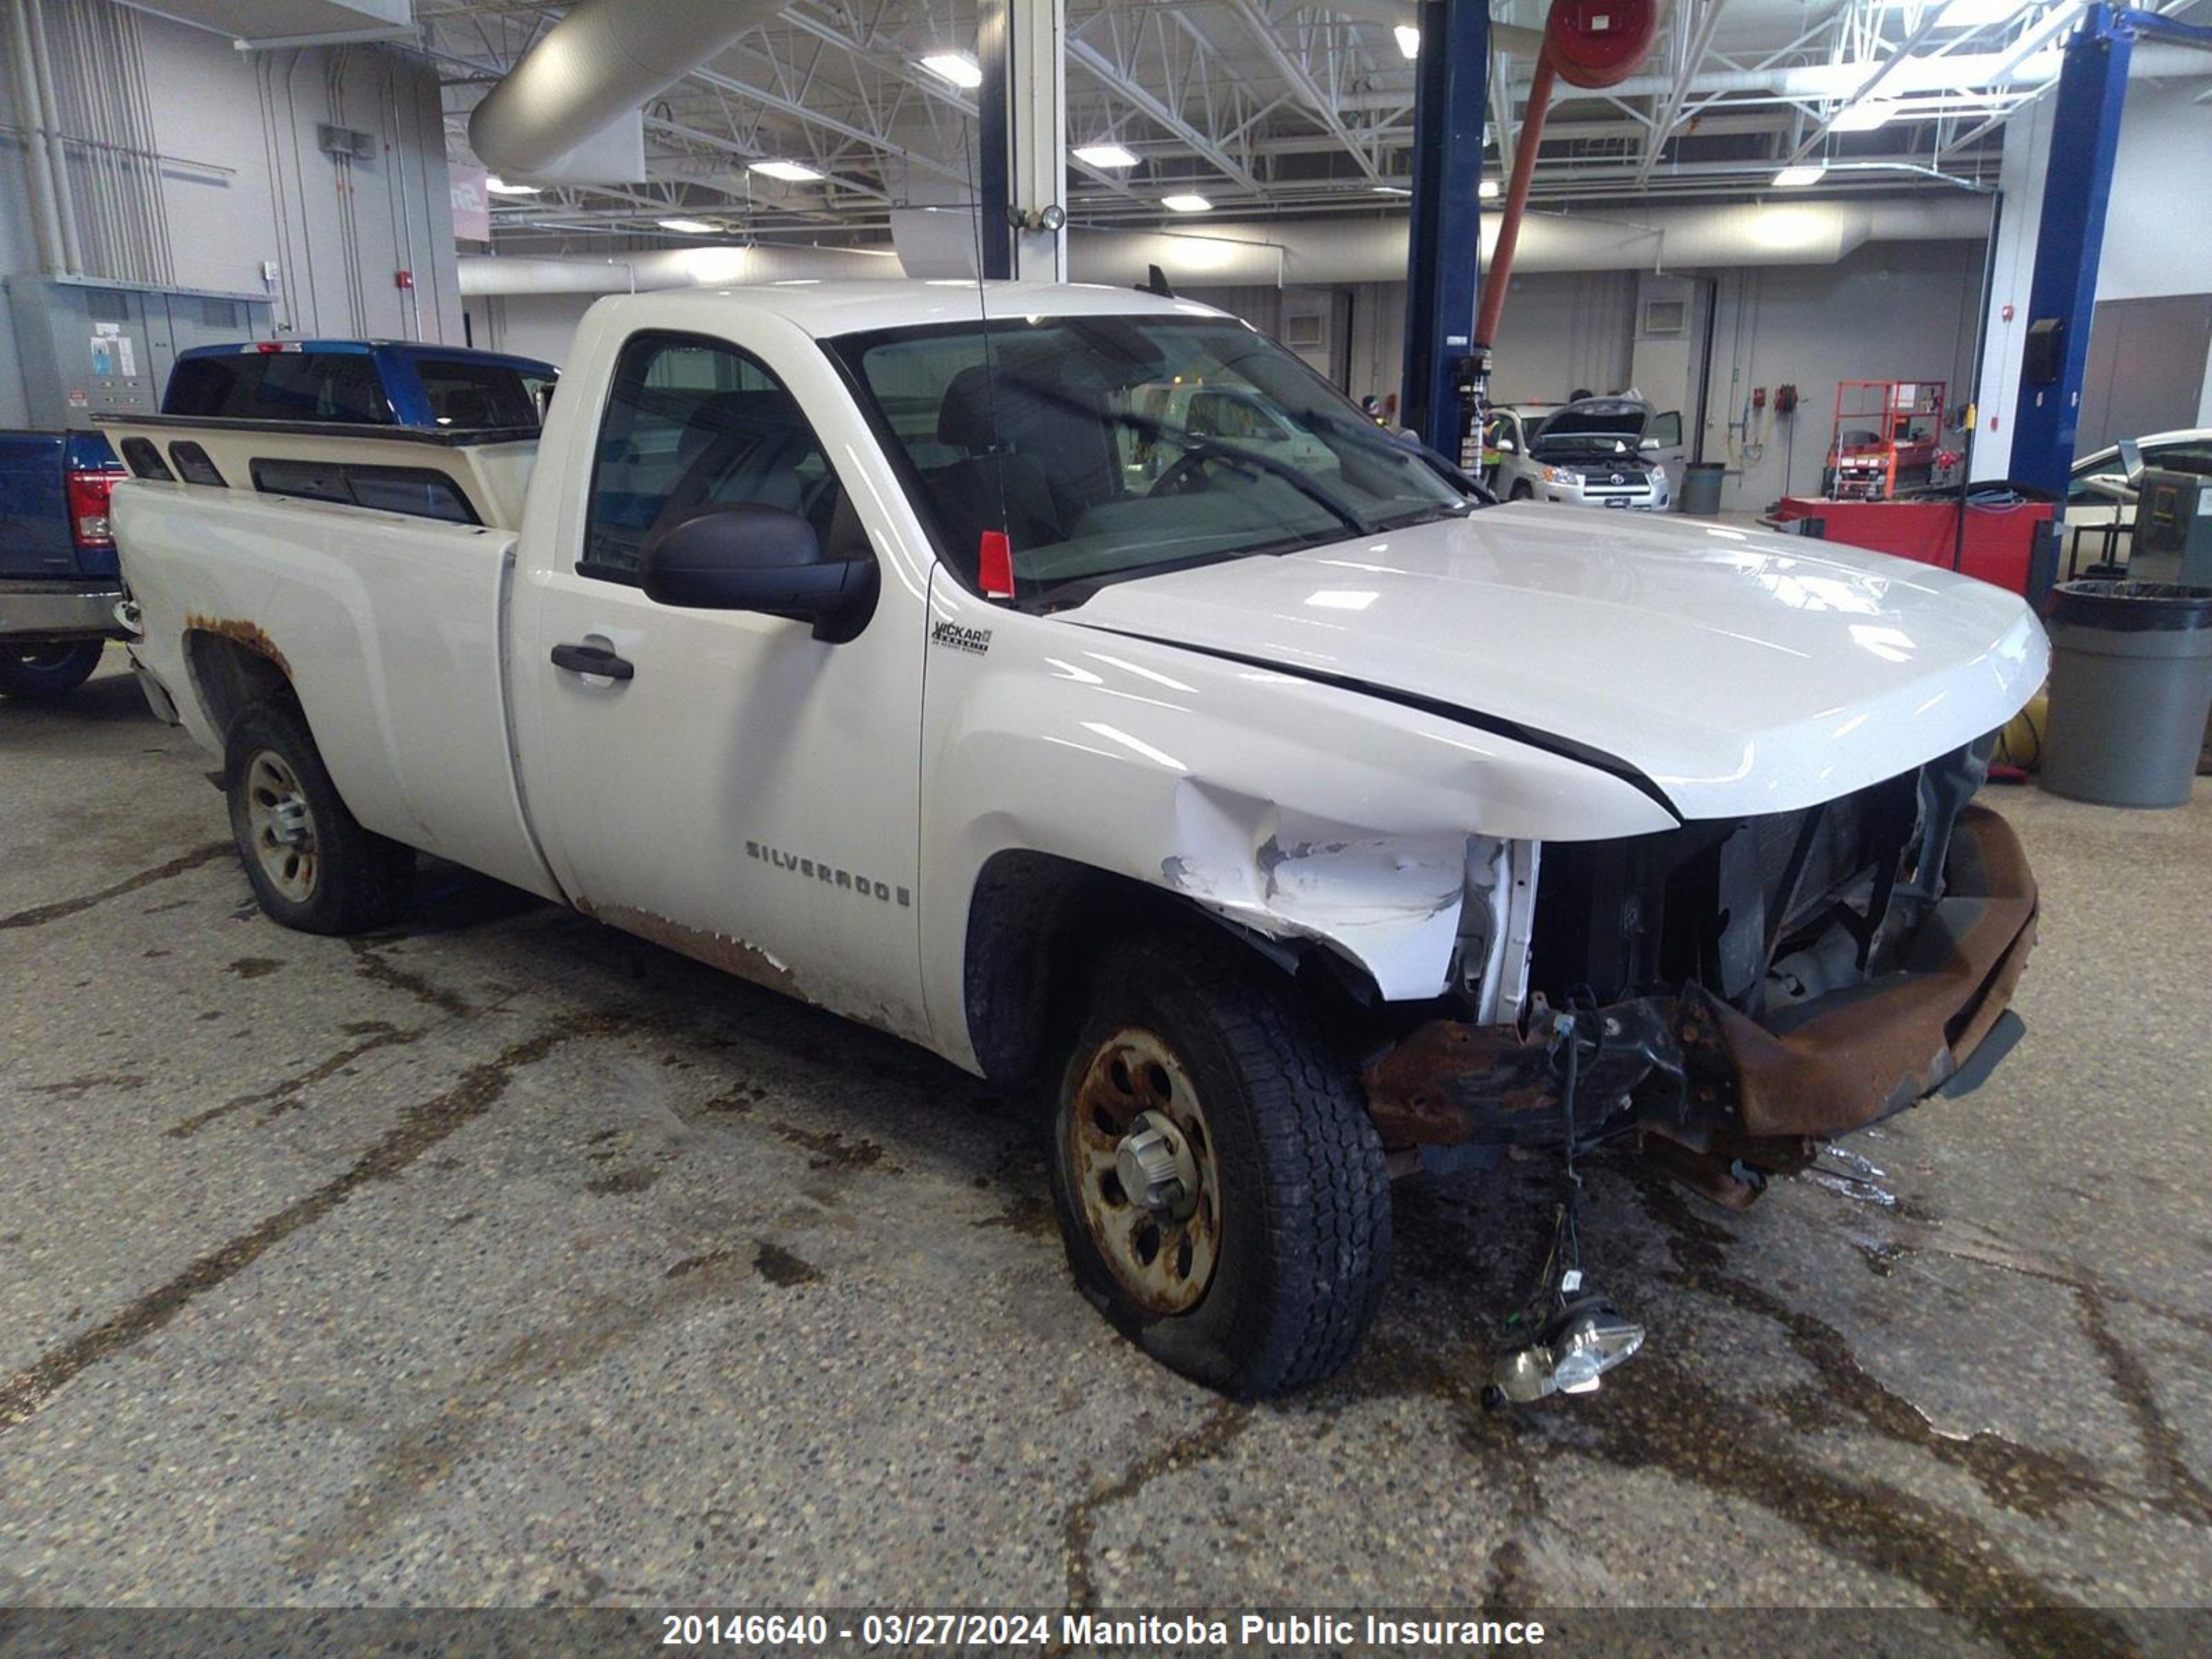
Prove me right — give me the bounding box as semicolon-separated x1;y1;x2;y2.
395;270;415;290
1544;0;1659;90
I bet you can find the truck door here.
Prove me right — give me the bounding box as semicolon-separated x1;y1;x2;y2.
512;326;929;1042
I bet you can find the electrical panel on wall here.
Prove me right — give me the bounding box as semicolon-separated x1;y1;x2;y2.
5;277;274;430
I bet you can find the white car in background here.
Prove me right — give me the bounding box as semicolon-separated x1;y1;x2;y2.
2063;428;2212;569
1485;395;1684;512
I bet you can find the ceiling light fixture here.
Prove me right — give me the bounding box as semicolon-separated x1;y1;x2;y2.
1073;142;1139;169
1771;165;1827;188
1372;184;1411;196
1480;178;1501;199
920;51;983;88
658;217;715;234
1394;24;1421;59
485;177;538;196
749;160;824;182
1161;194;1212;213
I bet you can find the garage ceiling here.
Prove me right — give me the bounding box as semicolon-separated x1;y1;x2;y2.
412;0;2209;246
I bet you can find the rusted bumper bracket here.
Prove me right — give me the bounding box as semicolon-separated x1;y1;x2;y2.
1364;805;2038;1165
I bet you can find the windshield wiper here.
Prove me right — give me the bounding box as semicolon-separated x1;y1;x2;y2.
1118;411;1374;537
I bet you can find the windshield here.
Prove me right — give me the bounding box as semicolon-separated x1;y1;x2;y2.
831;315;1470;599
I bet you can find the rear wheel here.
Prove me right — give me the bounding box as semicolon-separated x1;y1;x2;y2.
224;700;412;935
0;641;104;700
1047;932;1391;1398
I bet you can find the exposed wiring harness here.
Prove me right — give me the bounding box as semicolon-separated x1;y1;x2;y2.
1500;1011;1593;1342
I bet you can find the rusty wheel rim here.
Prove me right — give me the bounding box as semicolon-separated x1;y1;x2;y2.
243;749;318;904
1067;1027;1221;1315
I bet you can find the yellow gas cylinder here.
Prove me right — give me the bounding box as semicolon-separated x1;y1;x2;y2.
1995;686;2047;771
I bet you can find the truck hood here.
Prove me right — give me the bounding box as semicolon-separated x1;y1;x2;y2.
1060;503;2047;821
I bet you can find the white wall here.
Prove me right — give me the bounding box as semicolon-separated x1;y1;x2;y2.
1702;239;1987;509
1;6;462;427
1341;270;1638;415
465;292;598;365
2098;78;2212;305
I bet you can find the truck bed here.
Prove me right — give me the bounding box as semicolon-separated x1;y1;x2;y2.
115;478;560;901
97;413;538;532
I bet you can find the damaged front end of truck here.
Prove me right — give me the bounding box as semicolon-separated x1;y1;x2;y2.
1358;740;2038;1403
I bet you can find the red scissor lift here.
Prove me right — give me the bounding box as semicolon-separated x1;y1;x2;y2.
1826;379;1947;500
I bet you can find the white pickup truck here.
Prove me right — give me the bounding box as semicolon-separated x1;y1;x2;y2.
111;281;2046;1401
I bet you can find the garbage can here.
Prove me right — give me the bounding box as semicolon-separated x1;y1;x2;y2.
2041;581;2212;808
1678;461;1726;516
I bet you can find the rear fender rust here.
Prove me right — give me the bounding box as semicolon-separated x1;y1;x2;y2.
185;615;292;682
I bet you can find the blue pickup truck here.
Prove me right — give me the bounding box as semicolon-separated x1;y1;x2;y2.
1;339;556;700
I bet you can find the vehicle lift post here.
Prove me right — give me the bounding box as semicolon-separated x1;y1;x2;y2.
975;0;1069;284
1399;0;1488;465
2009;6;2212;508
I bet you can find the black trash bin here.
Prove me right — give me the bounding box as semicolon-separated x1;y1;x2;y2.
2041;581;2212;808
1678;461;1726;516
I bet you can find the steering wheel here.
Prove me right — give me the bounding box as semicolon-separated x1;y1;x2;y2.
1152;447;1256;496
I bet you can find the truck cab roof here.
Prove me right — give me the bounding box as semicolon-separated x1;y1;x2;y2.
173;339;558;375
610;279;1230;340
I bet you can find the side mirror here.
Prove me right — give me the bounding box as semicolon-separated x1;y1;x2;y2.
640;503;878;643
1494;437;1517;454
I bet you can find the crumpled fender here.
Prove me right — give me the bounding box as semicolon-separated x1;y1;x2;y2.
917;585;1679;1066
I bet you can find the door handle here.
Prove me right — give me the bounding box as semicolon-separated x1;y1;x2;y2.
550;641;635;681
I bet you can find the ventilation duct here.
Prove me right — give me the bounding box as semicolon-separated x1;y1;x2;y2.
467;0;787;178
458;243;903;297
1076;196;1995;288
458;195;1991;297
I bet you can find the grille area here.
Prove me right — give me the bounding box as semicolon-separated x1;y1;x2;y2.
1528;769;1924;1011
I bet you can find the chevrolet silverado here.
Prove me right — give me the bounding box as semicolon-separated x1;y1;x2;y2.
109;281;2045;1400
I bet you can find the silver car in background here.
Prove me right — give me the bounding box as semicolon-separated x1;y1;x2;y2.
1485;395;1684;512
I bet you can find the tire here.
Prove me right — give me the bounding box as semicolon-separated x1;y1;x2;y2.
1047;931;1391;1398
0;641;104;700
1508;480;1534;502
223;699;412;935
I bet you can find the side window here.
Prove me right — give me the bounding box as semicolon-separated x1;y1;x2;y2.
581;332;857;581
120;436;174;480
2150;442;2212;478
169;441;226;487
416;358;540;429
1647;411;1683;449
250;458;478;524
165;353;391;423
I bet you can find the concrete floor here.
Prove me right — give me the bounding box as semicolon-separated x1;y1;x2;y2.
4;649;2211;1649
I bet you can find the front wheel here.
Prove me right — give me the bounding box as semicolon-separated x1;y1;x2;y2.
0;641;105;700
223;700;413;935
1048;932;1391;1397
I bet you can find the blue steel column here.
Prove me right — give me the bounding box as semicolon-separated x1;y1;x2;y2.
1400;0;1488;460
976;1;1013;281
2007;6;2132;500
